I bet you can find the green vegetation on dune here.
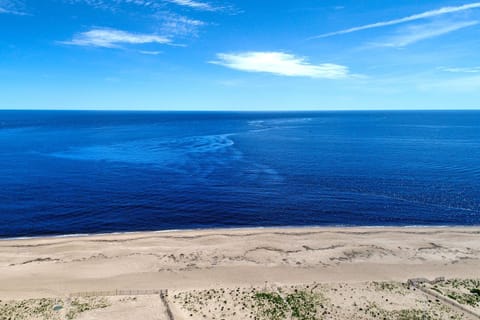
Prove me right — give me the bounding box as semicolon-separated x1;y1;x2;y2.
174;281;468;320
0;298;62;320
285;290;319;320
435;278;480;308
253;289;322;320
253;292;288;320
471;288;480;296
0;297;110;320
173;285;326;320
66;297;110;319
446;292;480;307
365;303;463;320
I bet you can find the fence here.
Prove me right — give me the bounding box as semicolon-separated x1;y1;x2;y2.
70;289;166;298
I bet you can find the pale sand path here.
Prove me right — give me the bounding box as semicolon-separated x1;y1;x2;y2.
0;227;479;300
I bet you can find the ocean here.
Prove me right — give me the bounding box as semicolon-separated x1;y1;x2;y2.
0;110;479;238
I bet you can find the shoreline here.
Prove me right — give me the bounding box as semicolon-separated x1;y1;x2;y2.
2;224;480;242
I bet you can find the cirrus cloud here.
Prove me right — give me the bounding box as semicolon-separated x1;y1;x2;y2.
159;14;207;37
165;0;215;11
65;0;224;12
61;28;171;48
0;0;26;15
438;66;480;73
312;2;480;38
210;51;350;79
373;20;479;47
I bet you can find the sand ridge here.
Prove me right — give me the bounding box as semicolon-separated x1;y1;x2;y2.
0;227;479;300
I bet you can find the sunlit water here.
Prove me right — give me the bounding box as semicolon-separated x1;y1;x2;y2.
1;111;479;238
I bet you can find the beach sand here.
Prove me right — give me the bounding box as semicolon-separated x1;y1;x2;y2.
1;227;479;319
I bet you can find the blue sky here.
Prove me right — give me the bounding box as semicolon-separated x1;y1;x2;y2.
1;0;480;110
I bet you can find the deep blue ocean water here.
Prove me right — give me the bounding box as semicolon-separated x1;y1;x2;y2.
1;111;479;238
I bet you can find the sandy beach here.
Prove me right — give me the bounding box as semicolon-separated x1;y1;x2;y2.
1;227;480;319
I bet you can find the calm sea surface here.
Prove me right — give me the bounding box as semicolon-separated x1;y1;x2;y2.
1;111;479;238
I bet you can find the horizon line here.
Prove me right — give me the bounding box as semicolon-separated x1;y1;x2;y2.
0;108;480;112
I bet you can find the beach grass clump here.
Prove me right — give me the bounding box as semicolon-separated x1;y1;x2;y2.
446;279;480;290
394;309;439;320
431;286;444;295
253;288;324;320
446;292;480;307
0;296;110;320
173;281;470;320
435;278;480;308
66;297;110;319
372;281;407;295
253;292;289;320
0;298;62;320
173;287;259;319
471;288;480;296
285;290;319;320
365;302;443;320
173;284;326;320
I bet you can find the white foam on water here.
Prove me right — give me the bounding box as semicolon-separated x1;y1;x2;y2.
49;133;238;170
2;225;474;241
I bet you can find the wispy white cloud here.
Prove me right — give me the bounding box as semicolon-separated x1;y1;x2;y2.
165;0;238;13
66;0;223;11
62;15;206;50
160;14;206;37
312;2;480;38
139;50;162;55
438;66;480;73
61;28;171;48
210;51;350;79
64;0;112;10
63;0;221;45
373;20;478;47
65;0;158;10
0;0;26;15
165;0;216;11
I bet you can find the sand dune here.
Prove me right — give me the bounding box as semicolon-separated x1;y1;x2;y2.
1;227;479;301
